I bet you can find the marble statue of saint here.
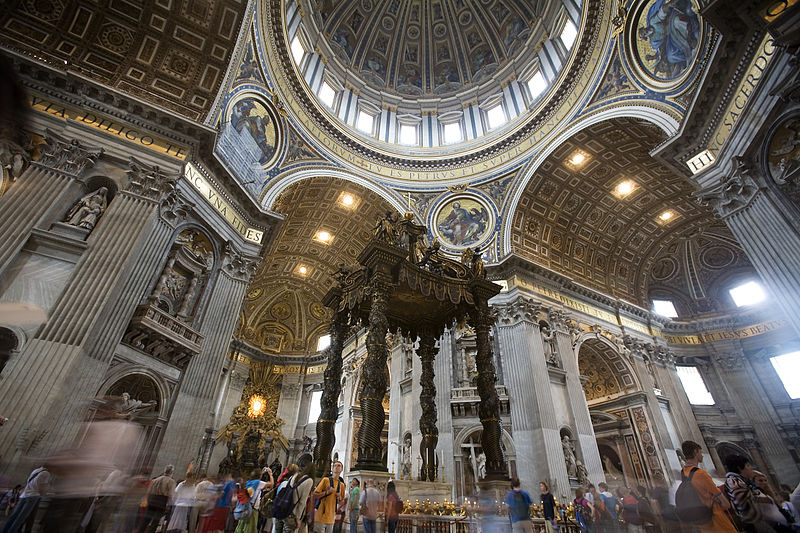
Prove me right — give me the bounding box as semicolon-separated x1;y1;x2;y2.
576;460;589;485
562;435;577;477
121;392;157;415
65;187;108;230
401;434;412;479
476;452;486;480
602;455;624;480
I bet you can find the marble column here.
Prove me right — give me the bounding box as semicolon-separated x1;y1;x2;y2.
553;313;604;485
435;327;456;485
700;158;800;336
314;307;347;476
469;288;507;481
0;133;102;273
355;279;392;471
155;243;257;473
417;328;439;482
0;158;182;475
494;295;567;495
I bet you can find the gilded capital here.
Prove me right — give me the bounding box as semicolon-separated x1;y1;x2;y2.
125;156;179;201
36;130;103;176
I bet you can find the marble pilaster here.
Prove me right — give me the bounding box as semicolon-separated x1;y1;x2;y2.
435;327;456;487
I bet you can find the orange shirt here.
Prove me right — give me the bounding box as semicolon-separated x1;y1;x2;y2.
315;476;346;525
683;466;737;533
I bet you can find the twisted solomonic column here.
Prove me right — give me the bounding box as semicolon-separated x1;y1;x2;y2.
355;278;392;471
314;307;347;476
417;328;439;481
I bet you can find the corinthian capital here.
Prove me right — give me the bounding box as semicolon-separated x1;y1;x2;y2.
159;188;195;227
712;351;746;372
493;297;542;325
222;242;257;282
36;130;103;175
125;157;179;201
697;157;760;216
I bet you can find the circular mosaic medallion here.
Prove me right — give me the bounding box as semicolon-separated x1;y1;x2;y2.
701;245;735;269
381;16;394;31
227;96;282;170
629;0;702;88
433;195;494;249
270;302;291;320
311;302;326;320
458;11;472;25
407;25;420;40
433;23;447;38
651;256;678;280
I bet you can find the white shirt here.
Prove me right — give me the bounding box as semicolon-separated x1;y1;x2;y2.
21;467;50;498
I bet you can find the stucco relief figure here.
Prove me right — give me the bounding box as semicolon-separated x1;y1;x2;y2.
562;435;578;477
65;187;108;230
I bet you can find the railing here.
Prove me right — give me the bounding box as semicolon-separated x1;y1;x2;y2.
132;303;203;351
451;386;507;401
396;514;581;533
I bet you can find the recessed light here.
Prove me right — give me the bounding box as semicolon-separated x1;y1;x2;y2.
612;179;638;199
314;230;333;244
338;191;359;209
295;264;311;277
570;153;585;165
656;209;679;225
565;150;590;170
341;194;354;206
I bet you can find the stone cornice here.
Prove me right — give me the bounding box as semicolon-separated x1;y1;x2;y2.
231;338;329;367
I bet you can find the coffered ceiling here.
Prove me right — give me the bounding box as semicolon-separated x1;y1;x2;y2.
0;0;246;122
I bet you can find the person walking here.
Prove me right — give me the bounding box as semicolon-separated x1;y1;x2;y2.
598;483;619;533
384;481;401;533
0;465;50;533
358;480;381;533
504;477;534;533
286;461;314;533
574;487;595;533
539;482;558;533
137;465;177;533
677;441;736;533
312;461;345;533
724;454;789;532
347;478;360;533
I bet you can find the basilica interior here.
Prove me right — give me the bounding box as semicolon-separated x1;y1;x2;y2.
0;0;799;506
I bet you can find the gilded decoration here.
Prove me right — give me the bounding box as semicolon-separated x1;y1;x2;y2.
228;97;281;169
630;0;702;86
218;361;288;464
434;196;493;249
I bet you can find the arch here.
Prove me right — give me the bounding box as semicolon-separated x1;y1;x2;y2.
260;168;406;215
453;423;516;456
501;105;680;256
576;335;642;402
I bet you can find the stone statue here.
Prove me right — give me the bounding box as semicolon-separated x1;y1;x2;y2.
302;435;313;453
373;211;397;243
476;452;486;479
562;435;577;477
65;187;108;230
470;247;485;279
120;392;157;415
401;433;412;479
576;460;589;485
602;455;624;480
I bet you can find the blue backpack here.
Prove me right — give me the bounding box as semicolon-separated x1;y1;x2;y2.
272;476;309;520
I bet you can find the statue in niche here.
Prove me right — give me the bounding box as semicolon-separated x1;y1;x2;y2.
562;435;577;477
120;392;157;416
65;187;108;230
476;452;486;479
602;455;624;480
401;433;412;479
540;323;560;367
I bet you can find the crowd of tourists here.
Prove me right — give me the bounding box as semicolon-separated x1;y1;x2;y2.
505;440;800;533
1;440;799;533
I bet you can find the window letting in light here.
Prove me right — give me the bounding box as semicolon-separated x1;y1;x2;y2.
307;390;322;423
486;104;507;130
527;71;547;100
291;36;306;65
729;281;766;307
560;19;578;50
770;351;800;399
652;299;678;318
318;81;336;109
443;122;463;144
399;124;417;145
357;110;374;134
676;366;715;405
317;334;331;352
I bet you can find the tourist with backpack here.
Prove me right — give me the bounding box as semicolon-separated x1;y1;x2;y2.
272;462;314;533
676;440;736;533
358;479;381;533
598;483;619;533
504;477;534;533
234;468;273;533
724;454;790;532
312;461;346;533
384;481;402;533
540;482;559;533
271;465;299;533
574;487;595;533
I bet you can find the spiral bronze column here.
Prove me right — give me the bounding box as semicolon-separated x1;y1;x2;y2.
470;297;508;480
314;307;347;476
417;329;439;481
354;279;392;471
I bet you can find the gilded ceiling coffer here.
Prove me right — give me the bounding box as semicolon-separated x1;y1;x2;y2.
315;213;507;479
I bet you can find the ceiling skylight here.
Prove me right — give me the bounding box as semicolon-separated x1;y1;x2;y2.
652;299;678;318
399;124;417;145
443;122;463;144
676;366;715;405
560;20;578;50
729;281;766;307
770;351;800;399
486;105;507;130
357;110;374;134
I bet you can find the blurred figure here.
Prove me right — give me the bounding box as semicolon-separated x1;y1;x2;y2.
347;478;360;533
0;485;22;517
619;487;641;532
136;465;176;533
648;479;678;532
539;481;558;533
573;487;595;533
168;472;198;533
598;482;619;533
724;454;788;532
635;486;658;533
504;477;534;533
0;465;49;533
357;479;381;533
271;464;298;533
235;468;272;533
384;481;400;533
